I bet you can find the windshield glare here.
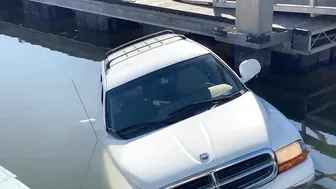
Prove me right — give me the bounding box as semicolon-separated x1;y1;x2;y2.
106;54;245;137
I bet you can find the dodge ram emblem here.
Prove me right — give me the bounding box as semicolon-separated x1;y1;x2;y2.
199;153;209;161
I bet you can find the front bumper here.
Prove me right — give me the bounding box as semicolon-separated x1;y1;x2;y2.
259;155;315;189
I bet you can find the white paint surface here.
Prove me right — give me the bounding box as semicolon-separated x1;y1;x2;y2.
0;166;29;189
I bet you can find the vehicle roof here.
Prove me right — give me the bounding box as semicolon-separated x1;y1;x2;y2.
105;34;209;90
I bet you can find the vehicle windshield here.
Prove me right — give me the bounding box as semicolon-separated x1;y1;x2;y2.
105;54;246;139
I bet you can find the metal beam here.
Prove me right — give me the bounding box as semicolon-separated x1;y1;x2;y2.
213;1;336;16
274;4;336;16
214;29;290;50
311;23;336;36
310;0;317;17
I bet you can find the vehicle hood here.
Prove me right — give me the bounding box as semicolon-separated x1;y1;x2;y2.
105;91;302;188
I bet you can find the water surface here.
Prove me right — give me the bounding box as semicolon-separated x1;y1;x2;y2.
1;19;336;189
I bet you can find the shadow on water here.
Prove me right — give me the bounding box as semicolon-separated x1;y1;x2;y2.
1;0;336;188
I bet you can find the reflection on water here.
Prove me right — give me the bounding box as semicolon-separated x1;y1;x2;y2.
1;4;336;188
0;33;103;189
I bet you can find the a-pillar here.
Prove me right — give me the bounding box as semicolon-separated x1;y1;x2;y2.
234;0;274;76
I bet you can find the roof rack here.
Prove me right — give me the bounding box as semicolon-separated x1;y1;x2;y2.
104;30;186;71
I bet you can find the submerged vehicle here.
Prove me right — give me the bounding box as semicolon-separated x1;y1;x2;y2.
100;30;314;189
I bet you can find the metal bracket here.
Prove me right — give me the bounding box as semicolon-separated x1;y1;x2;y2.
246;34;271;44
293;28;310;36
213;26;290;50
213;26;228;37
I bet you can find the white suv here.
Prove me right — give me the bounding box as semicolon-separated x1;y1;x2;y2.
100;30;315;189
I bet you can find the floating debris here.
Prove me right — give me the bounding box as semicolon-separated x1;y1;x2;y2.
79;119;97;124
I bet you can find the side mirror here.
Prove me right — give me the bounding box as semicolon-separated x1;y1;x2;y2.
239;59;261;83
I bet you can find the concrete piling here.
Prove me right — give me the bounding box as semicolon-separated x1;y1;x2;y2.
234;0;274;76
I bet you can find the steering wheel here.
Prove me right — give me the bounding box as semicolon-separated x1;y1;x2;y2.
196;82;216;90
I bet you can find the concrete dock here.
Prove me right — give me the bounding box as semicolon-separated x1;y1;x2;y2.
18;0;336;72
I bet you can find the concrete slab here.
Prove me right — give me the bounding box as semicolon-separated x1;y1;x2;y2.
25;0;336;54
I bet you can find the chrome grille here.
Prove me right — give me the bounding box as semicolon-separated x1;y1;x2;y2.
174;175;214;189
164;148;278;189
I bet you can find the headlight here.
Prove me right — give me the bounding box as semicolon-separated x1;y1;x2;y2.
275;140;309;173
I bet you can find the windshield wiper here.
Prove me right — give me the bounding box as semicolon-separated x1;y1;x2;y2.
116;121;175;139
115;91;243;140
168;91;243;117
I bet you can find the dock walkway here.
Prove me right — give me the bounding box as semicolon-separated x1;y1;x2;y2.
27;0;336;55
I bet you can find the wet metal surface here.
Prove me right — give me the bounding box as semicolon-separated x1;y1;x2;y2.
1;14;336;189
